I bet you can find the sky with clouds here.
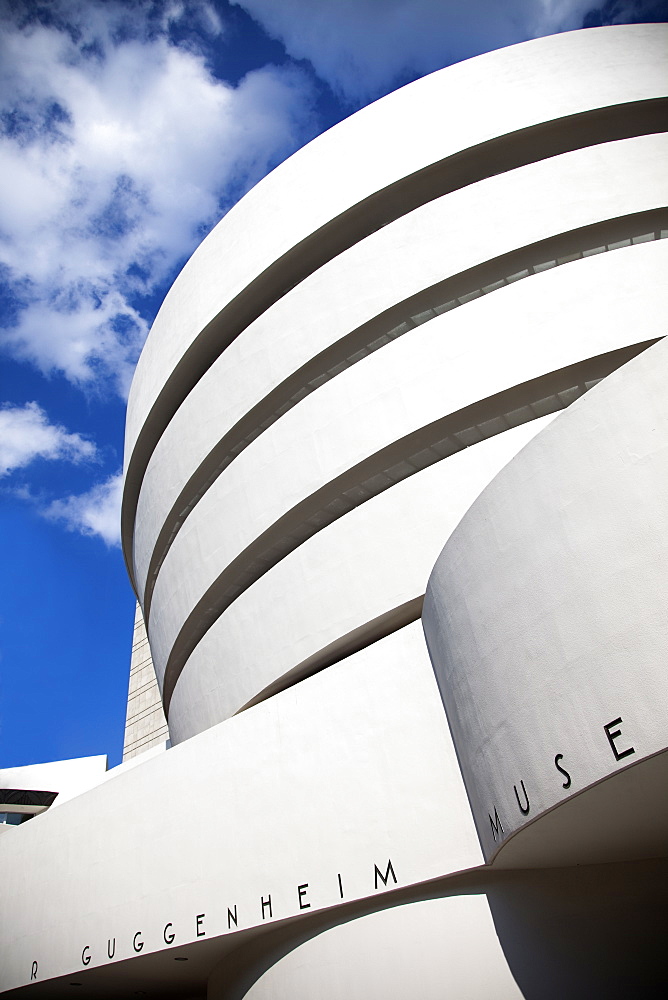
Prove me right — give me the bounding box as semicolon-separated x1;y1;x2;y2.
1;0;666;768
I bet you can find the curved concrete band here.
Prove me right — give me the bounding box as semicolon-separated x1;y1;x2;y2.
167;416;557;743
122;28;668;744
122;24;668;584
153;239;668;730
132;134;668;612
423;337;668;866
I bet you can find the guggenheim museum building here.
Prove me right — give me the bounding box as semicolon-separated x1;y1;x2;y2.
1;23;667;999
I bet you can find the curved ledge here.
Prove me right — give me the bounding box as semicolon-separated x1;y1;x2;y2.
127;25;668;466
166;416;557;740
490;748;668;870
237;597;424;716
121;96;667;588
159;344;650;716
145;239;668;692
423;336;668;862
137;209;668;617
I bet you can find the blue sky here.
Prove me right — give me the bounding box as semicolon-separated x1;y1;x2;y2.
1;0;666;769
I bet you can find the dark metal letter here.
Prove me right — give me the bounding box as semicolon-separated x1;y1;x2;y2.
514;780;530;815
261;895;272;920
374;859;397;889
604;717;635;761
133;932;144;953
554;753;572;789
298;883;311;910
489;807;504;841
227;906;238;929
163;923;175;945
107;938;116;960
196;914;205;938
82;946;91;966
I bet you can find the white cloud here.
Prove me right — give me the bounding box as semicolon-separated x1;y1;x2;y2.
0;1;316;396
0;401;96;477
44;471;124;547
233;0;607;103
0;398;121;546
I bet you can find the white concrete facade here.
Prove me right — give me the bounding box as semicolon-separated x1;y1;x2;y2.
423;338;668;869
1;24;667;999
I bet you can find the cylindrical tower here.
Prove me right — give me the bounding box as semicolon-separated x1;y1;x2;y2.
123;24;668;747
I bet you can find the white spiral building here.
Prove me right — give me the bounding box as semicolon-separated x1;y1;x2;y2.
1;24;667;1000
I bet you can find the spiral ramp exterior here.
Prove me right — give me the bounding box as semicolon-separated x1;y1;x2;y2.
1;24;667;999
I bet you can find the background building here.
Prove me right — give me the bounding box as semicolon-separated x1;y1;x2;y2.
122;603;169;762
1;24;667;998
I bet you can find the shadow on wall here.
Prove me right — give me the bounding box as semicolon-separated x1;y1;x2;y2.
209;857;667;999
488;858;668;999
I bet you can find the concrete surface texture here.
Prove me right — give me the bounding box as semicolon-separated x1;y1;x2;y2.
1;24;667;999
423;337;668;867
122;602;169;761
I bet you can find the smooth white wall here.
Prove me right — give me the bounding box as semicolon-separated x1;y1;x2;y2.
423;338;668;862
230;895;524;1000
0;624;482;993
0;756;108;807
